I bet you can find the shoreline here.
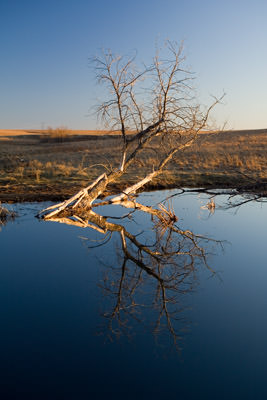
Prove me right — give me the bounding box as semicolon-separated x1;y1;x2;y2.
1;179;266;203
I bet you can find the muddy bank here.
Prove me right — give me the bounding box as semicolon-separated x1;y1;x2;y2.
1;177;266;203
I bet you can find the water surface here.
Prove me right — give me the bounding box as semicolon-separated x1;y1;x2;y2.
0;191;267;399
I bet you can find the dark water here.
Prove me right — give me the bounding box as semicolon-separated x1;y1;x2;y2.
0;191;267;399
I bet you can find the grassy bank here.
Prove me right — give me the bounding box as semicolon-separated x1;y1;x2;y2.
0;129;266;202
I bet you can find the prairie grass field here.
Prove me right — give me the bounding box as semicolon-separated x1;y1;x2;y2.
0;128;266;202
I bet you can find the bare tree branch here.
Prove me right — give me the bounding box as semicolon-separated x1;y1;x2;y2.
38;41;223;222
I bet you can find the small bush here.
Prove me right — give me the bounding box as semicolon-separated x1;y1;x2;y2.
47;126;70;141
0;204;16;225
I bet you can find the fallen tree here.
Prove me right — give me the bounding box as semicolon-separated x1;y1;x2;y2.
36;42;226;348
38;41;223;221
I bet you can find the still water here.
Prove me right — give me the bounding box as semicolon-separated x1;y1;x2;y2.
0;190;267;399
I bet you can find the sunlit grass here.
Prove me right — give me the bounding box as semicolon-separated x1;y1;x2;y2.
0;129;266;200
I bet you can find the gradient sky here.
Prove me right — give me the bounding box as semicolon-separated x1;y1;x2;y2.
1;0;267;130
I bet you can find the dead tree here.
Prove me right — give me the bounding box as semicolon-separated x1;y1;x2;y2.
38;41;223;221
35;40;225;348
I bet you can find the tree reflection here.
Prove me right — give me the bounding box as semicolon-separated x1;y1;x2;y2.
172;186;267;210
44;200;221;351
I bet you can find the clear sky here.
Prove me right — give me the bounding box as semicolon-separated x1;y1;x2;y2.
1;0;267;130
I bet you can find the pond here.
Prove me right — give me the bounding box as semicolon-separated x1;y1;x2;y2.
0;190;267;399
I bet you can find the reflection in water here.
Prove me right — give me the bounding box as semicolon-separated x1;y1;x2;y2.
174;187;267;210
1;193;267;398
45;201;221;351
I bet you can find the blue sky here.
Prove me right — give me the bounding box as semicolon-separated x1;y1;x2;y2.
1;0;267;130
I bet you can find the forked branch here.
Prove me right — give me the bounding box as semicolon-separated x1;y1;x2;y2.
38;41;223;222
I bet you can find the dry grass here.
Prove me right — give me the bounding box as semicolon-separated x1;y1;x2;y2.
0;129;266;201
0;129;124;137
0;204;16;225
